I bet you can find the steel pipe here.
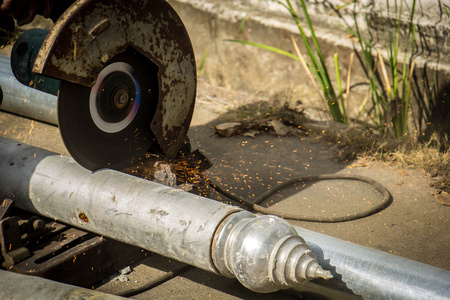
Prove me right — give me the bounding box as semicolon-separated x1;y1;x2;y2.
0;54;58;125
296;227;450;299
0;136;330;293
0;270;126;300
0;53;332;293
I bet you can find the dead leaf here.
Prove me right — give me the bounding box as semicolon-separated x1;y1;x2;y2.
243;130;260;138
436;192;450;206
214;122;242;137
269;120;290;136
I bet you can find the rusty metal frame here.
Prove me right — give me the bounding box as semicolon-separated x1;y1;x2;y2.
33;0;197;157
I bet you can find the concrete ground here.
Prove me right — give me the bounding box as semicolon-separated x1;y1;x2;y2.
1;74;449;299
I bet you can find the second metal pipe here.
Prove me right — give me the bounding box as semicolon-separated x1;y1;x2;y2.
0;54;57;124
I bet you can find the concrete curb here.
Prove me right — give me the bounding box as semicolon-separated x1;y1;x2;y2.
168;0;450;136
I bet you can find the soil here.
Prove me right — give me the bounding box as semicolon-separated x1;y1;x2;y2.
210;90;450;195
430;165;450;192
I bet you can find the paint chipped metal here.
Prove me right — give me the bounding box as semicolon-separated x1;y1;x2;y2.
33;0;196;157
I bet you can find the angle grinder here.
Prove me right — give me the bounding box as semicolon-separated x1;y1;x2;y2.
9;0;197;171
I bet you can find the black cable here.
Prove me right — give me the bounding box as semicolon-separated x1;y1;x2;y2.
205;174;392;222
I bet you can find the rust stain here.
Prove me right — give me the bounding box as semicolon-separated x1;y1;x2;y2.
78;212;89;223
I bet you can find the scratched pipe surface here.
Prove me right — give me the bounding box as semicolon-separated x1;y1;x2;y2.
0;54;58;125
295;227;450;299
0;137;450;298
0;270;125;300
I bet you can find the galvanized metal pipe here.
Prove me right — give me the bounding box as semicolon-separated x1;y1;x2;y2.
0;270;126;300
296;227;450;299
0;54;58;125
0;136;329;293
0;136;449;299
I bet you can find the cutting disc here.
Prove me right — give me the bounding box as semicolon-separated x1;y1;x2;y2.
58;53;158;171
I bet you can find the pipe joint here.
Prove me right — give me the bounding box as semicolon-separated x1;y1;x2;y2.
212;211;332;293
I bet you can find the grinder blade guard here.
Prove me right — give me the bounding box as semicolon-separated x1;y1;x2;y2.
10;0;197;171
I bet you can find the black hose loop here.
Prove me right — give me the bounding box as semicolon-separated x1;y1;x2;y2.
206;174;392;223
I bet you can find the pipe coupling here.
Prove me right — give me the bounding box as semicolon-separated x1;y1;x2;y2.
212;211;332;293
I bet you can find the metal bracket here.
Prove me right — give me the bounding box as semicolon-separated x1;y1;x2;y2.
0;214;31;266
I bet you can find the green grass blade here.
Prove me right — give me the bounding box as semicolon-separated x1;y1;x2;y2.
335;1;357;11
285;0;342;121
296;0;334;94
198;45;211;71
238;13;249;35
334;53;347;123
403;62;415;135
225;39;301;61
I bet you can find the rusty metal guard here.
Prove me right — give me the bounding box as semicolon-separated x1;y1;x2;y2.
33;0;196;158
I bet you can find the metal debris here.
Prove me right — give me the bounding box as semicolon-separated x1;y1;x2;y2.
119;266;132;275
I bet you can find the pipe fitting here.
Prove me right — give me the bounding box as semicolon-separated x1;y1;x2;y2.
212;211;332;293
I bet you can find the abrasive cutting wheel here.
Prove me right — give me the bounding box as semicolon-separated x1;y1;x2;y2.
58;52;159;171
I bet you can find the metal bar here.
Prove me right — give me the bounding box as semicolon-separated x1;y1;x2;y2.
0;54;58;125
0;136;449;298
0;270;126;300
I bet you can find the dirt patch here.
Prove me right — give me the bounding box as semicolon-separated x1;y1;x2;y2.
216;98;450;195
430;164;450;193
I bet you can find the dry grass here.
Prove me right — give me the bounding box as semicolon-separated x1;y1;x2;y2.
326;127;450;192
371;137;450;192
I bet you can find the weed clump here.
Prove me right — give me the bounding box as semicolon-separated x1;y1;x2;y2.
324;127;450;193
